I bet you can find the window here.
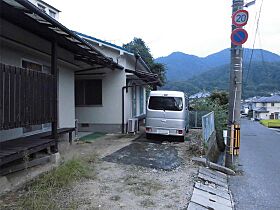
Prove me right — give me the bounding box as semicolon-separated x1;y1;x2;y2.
132;86;137;117
49;10;56;18
148;96;183;111
75;80;102;105
139;87;144;114
22;60;42;71
37;3;46;12
271;102;275;107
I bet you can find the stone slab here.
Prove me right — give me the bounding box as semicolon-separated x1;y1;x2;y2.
199;166;227;180
191;188;232;210
193;188;232;207
50;152;61;164
0;176;12;194
187;202;208;210
195;182;231;200
198;173;228;188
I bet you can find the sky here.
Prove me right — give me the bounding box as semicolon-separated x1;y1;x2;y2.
45;0;280;58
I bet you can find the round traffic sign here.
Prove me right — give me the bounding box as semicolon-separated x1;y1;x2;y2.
231;28;248;46
232;10;249;27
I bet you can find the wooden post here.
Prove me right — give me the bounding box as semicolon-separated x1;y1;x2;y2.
51;41;58;152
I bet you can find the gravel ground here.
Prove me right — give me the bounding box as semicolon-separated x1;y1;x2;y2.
1;130;203;210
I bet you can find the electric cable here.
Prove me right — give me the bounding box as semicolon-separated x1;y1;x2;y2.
244;0;264;85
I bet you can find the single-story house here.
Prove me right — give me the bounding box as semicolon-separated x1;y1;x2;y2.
252;95;280;120
74;32;161;133
0;0;121;172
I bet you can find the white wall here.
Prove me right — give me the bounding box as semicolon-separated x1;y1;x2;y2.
75;70;126;124
75;37;148;131
58;65;75;128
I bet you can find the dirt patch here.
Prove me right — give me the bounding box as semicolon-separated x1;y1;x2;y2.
1;131;200;209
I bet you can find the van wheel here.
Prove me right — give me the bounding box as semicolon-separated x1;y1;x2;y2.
178;136;185;142
146;133;152;139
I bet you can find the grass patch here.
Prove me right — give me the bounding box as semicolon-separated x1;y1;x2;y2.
18;158;92;210
260;119;280;128
79;132;106;143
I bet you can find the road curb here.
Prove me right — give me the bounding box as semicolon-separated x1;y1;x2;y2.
187;166;234;210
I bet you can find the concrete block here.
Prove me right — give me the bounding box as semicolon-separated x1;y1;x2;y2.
191;157;235;175
187;202;208;210
191;188;232;210
208;162;236;175
195;182;231;200
0;176;12;194
193;188;232;207
198;173;228;188
199;167;227;181
50;152;61;164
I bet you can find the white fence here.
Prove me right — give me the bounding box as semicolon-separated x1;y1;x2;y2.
202;111;215;142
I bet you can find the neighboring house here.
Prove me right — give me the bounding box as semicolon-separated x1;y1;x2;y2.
189;91;210;100
0;0;121;171
252;95;280;120
74;32;161;133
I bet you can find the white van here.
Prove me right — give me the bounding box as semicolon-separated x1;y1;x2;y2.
145;90;189;141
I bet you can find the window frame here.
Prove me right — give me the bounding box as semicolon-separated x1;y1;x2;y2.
21;59;43;72
37;3;46;12
75;79;103;106
49;9;56;18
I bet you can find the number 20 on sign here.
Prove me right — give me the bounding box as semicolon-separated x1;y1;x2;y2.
232;10;249;27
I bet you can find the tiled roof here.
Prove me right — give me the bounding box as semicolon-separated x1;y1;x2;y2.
254;95;280;103
74;31;132;54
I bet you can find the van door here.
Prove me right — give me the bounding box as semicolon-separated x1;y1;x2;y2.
147;96;185;130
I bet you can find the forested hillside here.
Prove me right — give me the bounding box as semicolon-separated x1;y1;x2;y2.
156;48;280;80
163;61;280;98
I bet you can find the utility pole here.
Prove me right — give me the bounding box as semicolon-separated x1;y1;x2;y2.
226;0;246;167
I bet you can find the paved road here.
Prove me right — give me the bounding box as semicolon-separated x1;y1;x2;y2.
229;119;280;210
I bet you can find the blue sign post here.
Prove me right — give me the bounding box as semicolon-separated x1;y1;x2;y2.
231;28;248;46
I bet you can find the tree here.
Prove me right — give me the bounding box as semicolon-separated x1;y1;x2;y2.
123;38;166;84
209;91;229;106
192;98;227;152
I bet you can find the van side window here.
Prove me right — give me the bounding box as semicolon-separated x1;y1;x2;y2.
148;96;183;111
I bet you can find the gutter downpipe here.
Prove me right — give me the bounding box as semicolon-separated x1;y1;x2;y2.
121;81;159;134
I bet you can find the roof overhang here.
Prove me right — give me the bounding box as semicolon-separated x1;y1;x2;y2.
125;68;162;86
253;108;269;113
75;31;153;73
1;0;123;70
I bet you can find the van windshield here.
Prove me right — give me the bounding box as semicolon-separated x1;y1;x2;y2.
148;96;183;111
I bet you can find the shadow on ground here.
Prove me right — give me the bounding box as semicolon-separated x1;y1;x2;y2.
103;135;183;170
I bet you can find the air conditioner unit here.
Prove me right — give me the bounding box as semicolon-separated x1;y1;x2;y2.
127;118;138;134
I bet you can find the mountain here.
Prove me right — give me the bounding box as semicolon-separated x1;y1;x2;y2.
156;49;280;82
163;61;280;98
156;52;207;81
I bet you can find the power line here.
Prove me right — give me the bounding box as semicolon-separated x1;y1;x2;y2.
244;0;264;85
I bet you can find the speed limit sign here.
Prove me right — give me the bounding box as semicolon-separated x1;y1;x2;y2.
232;10;249;27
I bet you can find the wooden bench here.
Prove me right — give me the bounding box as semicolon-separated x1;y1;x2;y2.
0;128;75;175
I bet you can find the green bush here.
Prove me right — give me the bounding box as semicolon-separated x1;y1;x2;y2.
192;96;228;151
